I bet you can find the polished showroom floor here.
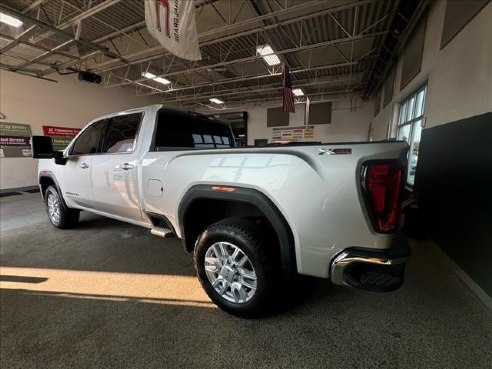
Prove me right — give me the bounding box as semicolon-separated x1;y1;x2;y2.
1;193;491;369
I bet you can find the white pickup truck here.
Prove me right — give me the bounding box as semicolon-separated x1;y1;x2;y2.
32;104;410;317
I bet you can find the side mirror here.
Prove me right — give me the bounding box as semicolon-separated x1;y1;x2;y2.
53;151;67;165
31;136;54;158
31;136;67;165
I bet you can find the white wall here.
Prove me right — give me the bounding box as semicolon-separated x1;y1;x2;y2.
198;96;373;146
0;70;160;190
246;97;373;145
372;1;492;139
425;1;492;128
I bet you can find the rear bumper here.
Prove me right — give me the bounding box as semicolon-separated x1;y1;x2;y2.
330;231;410;292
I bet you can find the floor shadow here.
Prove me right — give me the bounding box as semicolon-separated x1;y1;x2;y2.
0;275;48;283
74;216;126;230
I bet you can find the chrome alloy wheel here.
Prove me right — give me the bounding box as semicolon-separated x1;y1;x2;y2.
204;242;257;304
47;193;61;224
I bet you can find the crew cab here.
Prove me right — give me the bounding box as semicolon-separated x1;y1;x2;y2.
32;105;410;317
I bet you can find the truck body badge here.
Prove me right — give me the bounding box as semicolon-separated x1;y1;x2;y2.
318;148;352;155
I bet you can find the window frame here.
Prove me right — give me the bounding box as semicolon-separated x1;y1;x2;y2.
68;112;144;157
396;84;427;187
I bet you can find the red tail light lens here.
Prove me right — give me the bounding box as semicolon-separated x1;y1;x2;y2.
362;161;404;233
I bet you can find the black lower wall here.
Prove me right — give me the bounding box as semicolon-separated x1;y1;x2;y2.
416;112;492;297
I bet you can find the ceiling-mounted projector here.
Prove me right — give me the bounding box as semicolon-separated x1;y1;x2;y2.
78;70;102;84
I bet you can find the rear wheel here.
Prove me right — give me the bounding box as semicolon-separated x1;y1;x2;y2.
194;218;279;318
45;186;79;229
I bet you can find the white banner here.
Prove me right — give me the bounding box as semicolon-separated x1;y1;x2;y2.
145;0;202;61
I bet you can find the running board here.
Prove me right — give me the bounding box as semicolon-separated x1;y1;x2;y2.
150;227;174;238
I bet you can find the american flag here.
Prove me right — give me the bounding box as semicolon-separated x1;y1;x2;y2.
282;63;295;113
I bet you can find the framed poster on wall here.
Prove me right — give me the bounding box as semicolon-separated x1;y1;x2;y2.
271;125;316;143
0;122;32;158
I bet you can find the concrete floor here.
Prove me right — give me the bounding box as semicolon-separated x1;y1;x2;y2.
1;193;491;369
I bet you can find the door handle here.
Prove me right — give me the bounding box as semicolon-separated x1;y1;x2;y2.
79;162;89;169
119;163;134;170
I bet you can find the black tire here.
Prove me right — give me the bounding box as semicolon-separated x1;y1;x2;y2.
44;185;80;229
194;217;279;318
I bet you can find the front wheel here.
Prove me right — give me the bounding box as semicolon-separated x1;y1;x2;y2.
45;186;80;229
194;218;279;318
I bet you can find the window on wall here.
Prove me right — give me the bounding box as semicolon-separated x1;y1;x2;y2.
397;85;427;186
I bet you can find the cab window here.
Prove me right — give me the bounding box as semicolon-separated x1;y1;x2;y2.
100;113;143;154
71;120;107;155
153;110;234;150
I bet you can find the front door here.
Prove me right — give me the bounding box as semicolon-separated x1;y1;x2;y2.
58;155;93;208
58;119;107;209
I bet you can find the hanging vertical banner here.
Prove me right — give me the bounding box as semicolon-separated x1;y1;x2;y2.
145;0;202;61
0;122;32;158
43;125;81;151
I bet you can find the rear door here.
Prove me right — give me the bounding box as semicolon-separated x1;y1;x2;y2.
58;119;107;208
90;112;143;221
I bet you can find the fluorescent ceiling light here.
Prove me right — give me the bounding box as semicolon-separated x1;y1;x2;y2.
142;72;157;79
153;76;171;85
209;98;224;104
256;45;281;66
292;88;304;96
141;71;171;85
0;12;23;28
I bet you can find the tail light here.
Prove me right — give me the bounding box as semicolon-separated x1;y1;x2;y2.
361;161;404;233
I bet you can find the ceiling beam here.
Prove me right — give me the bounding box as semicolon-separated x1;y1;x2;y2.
0;32;84;60
191;89;354;108
75;0;219;45
13;39;78;71
101;0;377;72
56;0;121;30
21;0;49;14
39;0;379;76
107;32;384;89
0;62;58;82
129;62;363;97
0;3;129;74
150;74;364;104
0;25;38;54
0;0;122;72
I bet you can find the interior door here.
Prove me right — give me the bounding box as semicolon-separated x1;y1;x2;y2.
90;113;143;222
58;119;107;209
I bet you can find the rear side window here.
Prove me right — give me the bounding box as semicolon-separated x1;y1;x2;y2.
101;113;143;153
153;111;234;150
71;120;108;155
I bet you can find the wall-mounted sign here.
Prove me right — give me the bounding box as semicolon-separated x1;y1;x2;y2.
43;125;81;138
0;122;32;158
272;125;315;142
0;136;31;146
43;125;81;150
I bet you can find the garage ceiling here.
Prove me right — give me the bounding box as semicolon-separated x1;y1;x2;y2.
0;0;422;108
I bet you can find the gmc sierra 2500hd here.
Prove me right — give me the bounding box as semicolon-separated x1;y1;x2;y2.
32;105;410;317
